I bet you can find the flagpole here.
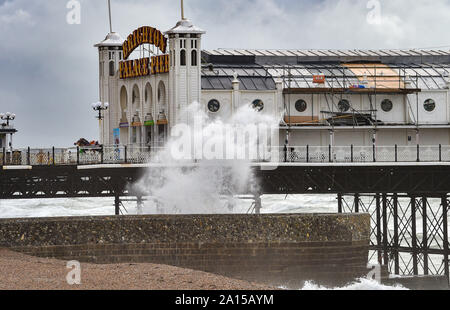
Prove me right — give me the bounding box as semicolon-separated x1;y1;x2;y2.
108;0;113;33
181;0;185;20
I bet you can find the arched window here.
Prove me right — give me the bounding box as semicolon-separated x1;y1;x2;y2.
180;50;186;66
120;86;128;123
158;81;167;111
109;61;115;76
191;50;198;66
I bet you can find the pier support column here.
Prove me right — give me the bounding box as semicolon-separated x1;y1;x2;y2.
337;194;343;214
376;194;382;265
411;196;418;276
137;196;143;215
422;197;429;275
115;195;120;216
382;194;389;266
254;195;262;215
442;195;449;282
393;194;400;275
354;194;360;213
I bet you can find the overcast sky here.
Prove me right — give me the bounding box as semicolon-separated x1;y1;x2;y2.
1;0;449;147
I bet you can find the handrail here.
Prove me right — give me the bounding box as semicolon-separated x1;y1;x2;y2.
0;144;449;166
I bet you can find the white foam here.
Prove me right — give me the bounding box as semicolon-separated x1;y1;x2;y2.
300;278;408;290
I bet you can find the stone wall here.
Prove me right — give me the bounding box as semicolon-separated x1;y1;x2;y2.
0;214;370;288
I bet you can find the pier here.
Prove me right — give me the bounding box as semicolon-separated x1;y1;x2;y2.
1;144;450;283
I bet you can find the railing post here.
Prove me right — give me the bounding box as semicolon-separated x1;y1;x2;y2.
124;145;128;164
439;144;442;162
76;146;80;165
351;144;354;163
27;147;30;166
395;144;398;162
283;145;287;163
306;145;309;163
2;147;5;166
52;147;55;166
417;144;420;162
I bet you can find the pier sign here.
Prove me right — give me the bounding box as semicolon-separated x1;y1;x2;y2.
119;26;169;79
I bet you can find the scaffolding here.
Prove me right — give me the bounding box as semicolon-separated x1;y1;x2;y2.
269;62;450;147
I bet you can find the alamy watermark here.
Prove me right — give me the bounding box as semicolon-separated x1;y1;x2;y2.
66;0;81;25
66;260;81;285
367;0;382;25
169;119;280;164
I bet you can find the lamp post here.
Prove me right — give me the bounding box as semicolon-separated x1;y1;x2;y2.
0;112;16;126
0;112;16;151
92;102;109;144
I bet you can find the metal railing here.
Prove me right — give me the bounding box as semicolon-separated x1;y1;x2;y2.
282;145;450;163
1;144;450;166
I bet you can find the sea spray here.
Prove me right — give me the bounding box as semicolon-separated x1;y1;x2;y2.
132;102;279;214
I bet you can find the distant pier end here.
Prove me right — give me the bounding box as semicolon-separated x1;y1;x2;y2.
0;214;370;288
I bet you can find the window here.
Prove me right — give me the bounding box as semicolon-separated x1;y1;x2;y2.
381;99;393;112
295;99;307;113
207;99;220;113
338;99;350;113
180;50;186;66
424;99;436;112
191;50;197;66
252;99;264;112
109;61;115;76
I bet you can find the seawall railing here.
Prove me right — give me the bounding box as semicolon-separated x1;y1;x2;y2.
1;145;450;166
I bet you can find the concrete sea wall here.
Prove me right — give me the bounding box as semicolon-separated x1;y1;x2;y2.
0;214;370;287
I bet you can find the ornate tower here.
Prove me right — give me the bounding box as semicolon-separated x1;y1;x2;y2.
94;33;123;144
165;1;205;127
93;0;123;144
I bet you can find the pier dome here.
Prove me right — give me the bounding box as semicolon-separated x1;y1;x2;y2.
94;32;124;47
165;19;205;35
